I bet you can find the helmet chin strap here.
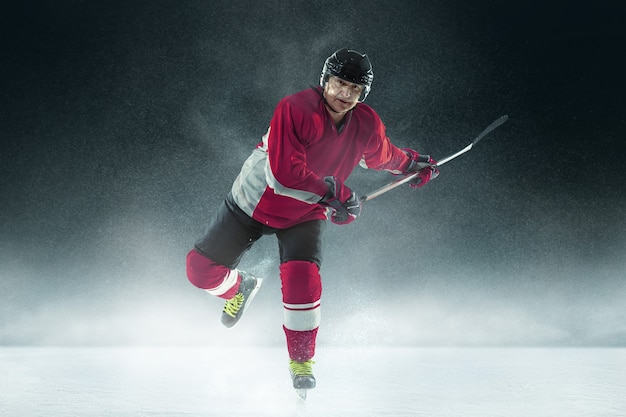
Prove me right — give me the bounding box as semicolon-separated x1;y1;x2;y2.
311;85;354;115
321;90;341;113
324;101;342;114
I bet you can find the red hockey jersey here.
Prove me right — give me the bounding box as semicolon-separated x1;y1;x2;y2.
231;87;410;228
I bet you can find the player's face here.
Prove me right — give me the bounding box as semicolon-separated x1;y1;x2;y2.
323;76;363;114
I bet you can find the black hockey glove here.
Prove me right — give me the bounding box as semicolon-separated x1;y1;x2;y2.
319;176;361;225
402;148;439;188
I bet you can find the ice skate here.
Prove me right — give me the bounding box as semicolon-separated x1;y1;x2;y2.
221;271;262;328
289;359;315;398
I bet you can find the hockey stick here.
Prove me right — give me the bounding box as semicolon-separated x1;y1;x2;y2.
360;115;508;202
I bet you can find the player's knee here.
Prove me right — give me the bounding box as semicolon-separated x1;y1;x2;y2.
280;260;322;304
186;249;229;290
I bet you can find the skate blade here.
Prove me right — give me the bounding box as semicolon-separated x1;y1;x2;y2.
295;388;307;400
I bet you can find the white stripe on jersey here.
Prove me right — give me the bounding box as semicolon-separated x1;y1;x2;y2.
232;126;322;218
262;127;321;204
230;147;267;218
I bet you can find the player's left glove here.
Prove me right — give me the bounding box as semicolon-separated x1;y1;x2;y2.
319;176;361;225
402;148;439;188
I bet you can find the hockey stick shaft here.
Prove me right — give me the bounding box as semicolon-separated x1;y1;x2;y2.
360;115;508;202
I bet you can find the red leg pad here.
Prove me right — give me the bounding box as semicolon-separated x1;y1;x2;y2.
186;249;239;299
280;260;322;361
280;260;322;304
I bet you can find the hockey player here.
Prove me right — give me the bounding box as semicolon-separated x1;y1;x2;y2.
186;48;439;391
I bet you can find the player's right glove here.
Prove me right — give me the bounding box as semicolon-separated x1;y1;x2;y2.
319;176;361;225
402;148;439;188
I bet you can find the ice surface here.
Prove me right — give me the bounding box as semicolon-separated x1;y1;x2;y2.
1;346;625;417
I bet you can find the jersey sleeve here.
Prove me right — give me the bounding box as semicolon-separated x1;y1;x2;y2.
360;114;411;173
264;99;329;203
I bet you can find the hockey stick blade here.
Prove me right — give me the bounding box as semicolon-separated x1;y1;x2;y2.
435;114;508;168
472;114;509;146
361;115;508;202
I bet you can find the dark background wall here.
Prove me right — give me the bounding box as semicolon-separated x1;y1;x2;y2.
1;0;624;346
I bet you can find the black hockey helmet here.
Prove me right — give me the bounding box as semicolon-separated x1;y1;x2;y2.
320;48;373;101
